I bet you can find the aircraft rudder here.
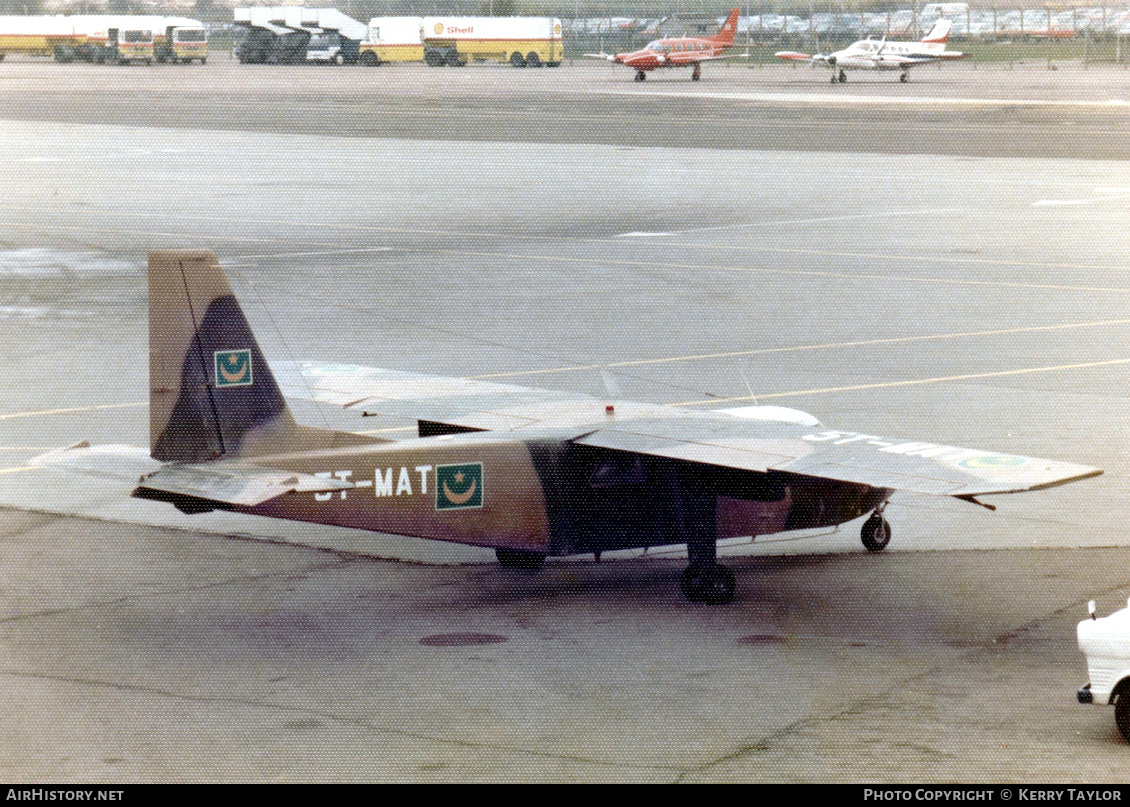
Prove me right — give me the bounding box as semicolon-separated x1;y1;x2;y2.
148;250;299;463
922;18;951;43
714;8;740;45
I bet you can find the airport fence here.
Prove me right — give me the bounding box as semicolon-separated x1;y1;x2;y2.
549;6;1130;64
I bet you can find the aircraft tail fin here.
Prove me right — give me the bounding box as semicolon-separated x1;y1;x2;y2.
711;8;740;47
148;250;307;463
921;18;952;44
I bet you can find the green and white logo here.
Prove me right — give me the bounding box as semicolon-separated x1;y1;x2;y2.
436;463;483;510
214;349;253;388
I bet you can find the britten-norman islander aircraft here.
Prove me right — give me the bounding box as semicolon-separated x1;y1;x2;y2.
586;8;740;82
36;251;1101;605
775;19;962;83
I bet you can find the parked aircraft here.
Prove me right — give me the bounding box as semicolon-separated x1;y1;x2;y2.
775;19;962;83
586;7;740;81
36;251;1100;605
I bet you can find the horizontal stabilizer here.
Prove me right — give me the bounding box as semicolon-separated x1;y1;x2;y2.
135;461;354;507
33;442;162;481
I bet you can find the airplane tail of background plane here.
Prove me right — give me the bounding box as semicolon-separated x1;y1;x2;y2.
148;250;381;463
711;8;740;47
921;18;952;45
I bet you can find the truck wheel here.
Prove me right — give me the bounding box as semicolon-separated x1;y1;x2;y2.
510;52;526;67
1116;693;1130;742
360;51;379;66
526;52;541;67
425;50;444;66
332;53;345;65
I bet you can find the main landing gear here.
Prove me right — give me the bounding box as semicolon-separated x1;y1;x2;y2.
634;69;647;81
860;505;891;552
681;562;736;605
899;70;909;83
832;68;847;83
692;64;702;81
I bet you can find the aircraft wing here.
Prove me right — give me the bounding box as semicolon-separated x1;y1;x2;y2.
774;50;812;61
275;360;603;431
277;361;1101;500
577;424;1100;497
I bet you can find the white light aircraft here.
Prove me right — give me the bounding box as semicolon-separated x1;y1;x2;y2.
775;19;963;84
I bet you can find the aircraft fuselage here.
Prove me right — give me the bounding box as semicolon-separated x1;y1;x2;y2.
139;433;891;557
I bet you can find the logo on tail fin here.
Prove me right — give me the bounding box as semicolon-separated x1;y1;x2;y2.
215;349;253;387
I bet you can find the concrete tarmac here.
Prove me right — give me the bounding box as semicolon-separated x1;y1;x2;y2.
1;58;1129;782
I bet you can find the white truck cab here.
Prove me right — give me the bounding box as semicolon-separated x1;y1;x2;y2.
1077;598;1130;740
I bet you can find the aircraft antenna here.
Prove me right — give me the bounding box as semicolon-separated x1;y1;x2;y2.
739;367;758;405
231;265;335;433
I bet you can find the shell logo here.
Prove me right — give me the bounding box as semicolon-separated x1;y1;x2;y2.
434;22;445;35
554;23;561;35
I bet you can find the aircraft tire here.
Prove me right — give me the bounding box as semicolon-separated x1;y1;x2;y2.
861;514;891;552
496;548;546;570
681;563;736;605
634;71;646;82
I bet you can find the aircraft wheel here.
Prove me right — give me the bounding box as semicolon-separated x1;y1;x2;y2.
634;70;646;81
496;548;546;570
681;563;736;605
1116;691;1130;742
861;514;891;552
838;70;847;83
900;73;908;83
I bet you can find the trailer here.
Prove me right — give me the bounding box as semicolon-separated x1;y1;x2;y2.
359;16;562;67
424;17;563;67
0;15;87;61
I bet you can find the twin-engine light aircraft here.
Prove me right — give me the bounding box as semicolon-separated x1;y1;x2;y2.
775;19;962;83
36;251;1100;605
586;8;740;82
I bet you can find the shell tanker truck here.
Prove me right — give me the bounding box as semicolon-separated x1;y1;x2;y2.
359;16;562;67
0;15;206;64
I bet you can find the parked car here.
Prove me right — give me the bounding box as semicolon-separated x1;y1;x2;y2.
1077;598;1130;740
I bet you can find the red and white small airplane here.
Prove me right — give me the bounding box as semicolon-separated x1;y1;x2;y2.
587;8;740;82
775;19;962;84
